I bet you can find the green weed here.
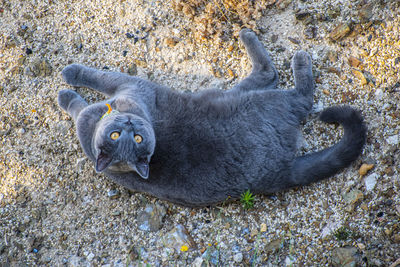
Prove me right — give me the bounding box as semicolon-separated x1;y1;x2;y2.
240;189;255;209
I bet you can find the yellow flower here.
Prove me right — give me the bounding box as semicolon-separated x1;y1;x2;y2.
180;245;189;252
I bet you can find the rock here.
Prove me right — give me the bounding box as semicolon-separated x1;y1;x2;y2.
227;68;235;78
295;10;312;21
304;26;318;39
126;32;135;39
343;189;363;212
375;89;383;100
365;173;378;191
386;135;399;145
265;238;282;254
192;257;204;267
233;252;243;263
276;0;292;9
352;70;367;86
260;223;267;233
359;163;374;176
363;71;375;85
348;56;362;68
326;50;338;63
358;3;374;23
329;22;352;41
127;63;137;76
326;6;341;19
0;241;7;254
76;157;86;172
285;255;296;266
331;247;359;267
107;189;120;199
271;34;279;43
357;243;366;250
344;189;363;206
202;248;219;266
55;121;72;136
127;246;139;261
86;252;95;261
137;204;166;232
73;35;83;50
162;224;195;252
18;128;26;135
327;67;341;76
164;37;179;48
69;255;86;266
25;58;52;77
288;37;300;45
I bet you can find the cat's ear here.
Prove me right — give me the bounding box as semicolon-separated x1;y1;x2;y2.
95;151;113;172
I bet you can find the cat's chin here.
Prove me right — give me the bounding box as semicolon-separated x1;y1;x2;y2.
107;162;149;179
107;162;136;173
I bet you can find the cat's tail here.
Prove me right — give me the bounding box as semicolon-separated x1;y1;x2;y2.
290;106;366;186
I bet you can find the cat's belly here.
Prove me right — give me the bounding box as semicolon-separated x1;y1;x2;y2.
148;120;298;196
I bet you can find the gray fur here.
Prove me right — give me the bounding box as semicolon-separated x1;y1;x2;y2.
58;29;366;207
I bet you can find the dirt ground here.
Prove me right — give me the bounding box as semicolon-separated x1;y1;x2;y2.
1;0;400;266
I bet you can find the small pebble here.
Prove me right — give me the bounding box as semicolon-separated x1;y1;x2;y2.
295;10;311;21
304;26;318;39
288;37;300;45
348;56;362;68
192;257;204;267
164;37;179;47
352;70;367;86
107;189;120;199
126;32;134;38
365;173;378;191
25;48;33;55
87;252;95;261
358;2;374;23
359;163;374;176
386;135;399;145
137;204;166;232
329;22;352;41
163;224;195;251
331;247;358;267
233;252;243;263
260;223;267;232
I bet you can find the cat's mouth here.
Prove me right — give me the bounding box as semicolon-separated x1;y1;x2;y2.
107;158;150;179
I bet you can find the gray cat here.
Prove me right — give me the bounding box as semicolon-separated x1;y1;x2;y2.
58;29;366;207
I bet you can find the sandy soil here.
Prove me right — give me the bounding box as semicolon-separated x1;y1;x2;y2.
1;0;400;266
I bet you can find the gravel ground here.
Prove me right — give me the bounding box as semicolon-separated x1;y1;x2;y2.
1;0;400;266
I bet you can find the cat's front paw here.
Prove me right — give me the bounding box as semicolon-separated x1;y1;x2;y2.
58;89;80;111
62;64;84;86
292;51;312;68
239;28;258;44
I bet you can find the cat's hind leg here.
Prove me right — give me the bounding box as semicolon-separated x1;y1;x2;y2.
291;51;314;117
58;89;88;121
292;51;314;99
62;64;140;97
231;29;279;93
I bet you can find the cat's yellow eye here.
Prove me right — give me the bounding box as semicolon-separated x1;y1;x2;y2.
134;134;143;144
110;132;120;140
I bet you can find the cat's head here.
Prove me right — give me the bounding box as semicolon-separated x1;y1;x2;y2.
93;112;155;179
